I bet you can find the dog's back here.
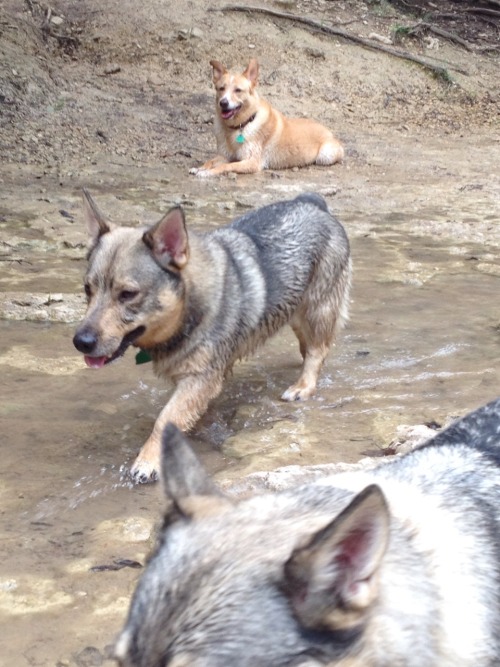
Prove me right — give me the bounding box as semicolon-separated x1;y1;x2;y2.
189;193;352;373
116;398;500;667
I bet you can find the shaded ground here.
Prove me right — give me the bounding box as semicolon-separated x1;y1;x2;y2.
0;1;499;666
387;0;500;46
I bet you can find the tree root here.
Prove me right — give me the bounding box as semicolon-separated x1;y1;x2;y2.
212;5;469;80
408;22;500;53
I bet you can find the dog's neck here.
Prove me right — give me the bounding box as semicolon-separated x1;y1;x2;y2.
145;301;203;358
228;112;257;131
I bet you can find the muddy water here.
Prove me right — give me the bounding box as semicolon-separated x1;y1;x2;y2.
1;135;500;666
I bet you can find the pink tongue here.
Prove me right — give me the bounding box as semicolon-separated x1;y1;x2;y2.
84;355;108;369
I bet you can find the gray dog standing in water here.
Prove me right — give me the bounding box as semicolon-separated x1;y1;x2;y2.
73;192;351;482
115;397;500;666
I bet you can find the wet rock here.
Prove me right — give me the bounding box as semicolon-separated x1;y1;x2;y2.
0;292;85;323
74;646;103;667
224;458;380;495
0;576;74;614
222;416;317;472
95;516;154;543
384;423;437;455
0;345;83;375
224;423;437;495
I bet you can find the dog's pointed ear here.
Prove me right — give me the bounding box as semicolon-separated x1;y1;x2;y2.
210;60;227;84
160;423;231;519
243;58;259;86
283;484;390;632
142;206;189;271
82;189;114;245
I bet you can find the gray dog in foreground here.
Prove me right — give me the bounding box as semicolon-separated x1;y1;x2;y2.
73;192;351;482
115;397;500;666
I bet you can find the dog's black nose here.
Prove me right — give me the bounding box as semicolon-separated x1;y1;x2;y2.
219;98;230;111
73;329;98;354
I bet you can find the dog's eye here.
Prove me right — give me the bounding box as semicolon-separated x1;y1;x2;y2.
217;86;225;92
119;289;139;303
84;284;92;298
234;88;242;93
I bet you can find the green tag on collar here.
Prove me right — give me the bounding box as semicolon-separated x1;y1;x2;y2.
135;349;153;365
236;133;245;143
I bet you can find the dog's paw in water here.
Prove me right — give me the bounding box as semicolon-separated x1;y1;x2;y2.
281;383;315;402
129;459;159;484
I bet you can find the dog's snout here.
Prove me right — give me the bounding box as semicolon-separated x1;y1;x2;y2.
219;98;230;111
73;328;98;354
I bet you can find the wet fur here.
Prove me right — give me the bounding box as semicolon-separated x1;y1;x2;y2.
115;397;500;667
190;58;344;177
73;192;352;482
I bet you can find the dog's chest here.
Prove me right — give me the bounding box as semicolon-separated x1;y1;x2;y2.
227;133;256;159
215;118;262;160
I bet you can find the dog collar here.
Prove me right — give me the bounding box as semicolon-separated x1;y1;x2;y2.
135;306;203;364
229;112;257;143
135;349;152;364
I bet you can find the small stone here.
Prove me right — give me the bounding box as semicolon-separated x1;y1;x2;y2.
74;646;103;667
304;47;325;59
103;65;121;75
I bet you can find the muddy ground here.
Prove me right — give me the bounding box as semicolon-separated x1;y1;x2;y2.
0;0;499;665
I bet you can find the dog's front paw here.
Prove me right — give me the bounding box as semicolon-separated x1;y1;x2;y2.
281;383;315;402
129;458;159;484
189;166;214;177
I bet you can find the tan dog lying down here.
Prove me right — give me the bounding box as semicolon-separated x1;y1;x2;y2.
190;58;344;177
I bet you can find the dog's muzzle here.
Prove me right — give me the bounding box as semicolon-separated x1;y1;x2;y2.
73;325;146;368
219;98;241;120
73;327;99;355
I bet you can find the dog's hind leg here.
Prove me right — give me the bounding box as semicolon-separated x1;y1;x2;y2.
281;317;331;402
282;258;351;401
315;139;344;165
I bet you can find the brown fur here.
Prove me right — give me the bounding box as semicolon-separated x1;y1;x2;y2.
190;58;344;177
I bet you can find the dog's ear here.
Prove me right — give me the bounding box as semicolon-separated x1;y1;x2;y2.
242;58;259;86
142;206;189;271
283;484;390;632
82;189;114;245
210;60;227;84
160;423;231;520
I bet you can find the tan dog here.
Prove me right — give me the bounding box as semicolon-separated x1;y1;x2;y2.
190;58;344;178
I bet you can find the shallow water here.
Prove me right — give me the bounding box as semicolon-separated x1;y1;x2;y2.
1;133;499;665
